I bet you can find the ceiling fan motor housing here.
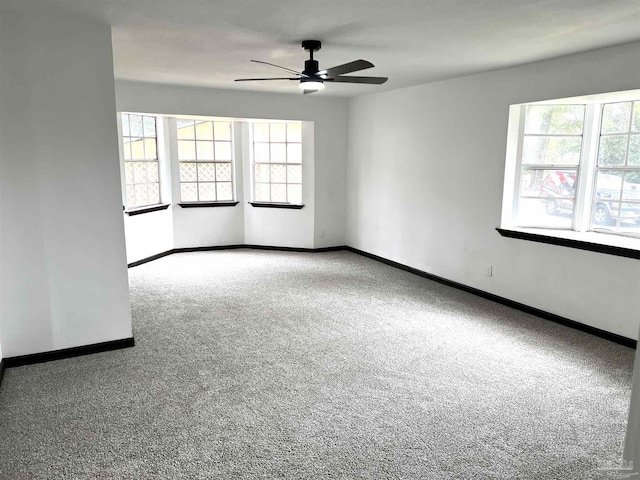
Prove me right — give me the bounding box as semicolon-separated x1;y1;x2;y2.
303;59;320;77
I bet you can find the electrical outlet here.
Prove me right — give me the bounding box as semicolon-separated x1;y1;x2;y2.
486;266;493;277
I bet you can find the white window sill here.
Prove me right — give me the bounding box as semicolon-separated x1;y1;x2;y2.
497;227;640;260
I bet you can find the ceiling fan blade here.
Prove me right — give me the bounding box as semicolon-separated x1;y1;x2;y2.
250;60;308;77
318;59;373;78
328;76;388;85
235;78;299;81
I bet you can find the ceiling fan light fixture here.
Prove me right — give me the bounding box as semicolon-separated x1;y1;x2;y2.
299;79;324;91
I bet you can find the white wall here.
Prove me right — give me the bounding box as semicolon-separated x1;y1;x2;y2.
115;81;348;258
347;41;640;340
123;209;174;263
0;11;132;357
0;5;3;363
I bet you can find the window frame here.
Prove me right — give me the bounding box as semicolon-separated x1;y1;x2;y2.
503;92;640;246
512;104;588;231
119;113;163;210
176;119;236;204
250;121;304;206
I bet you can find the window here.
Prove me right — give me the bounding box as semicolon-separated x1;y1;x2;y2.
177;120;234;202
593;102;640;235
252;122;302;205
504;92;640;241
516;105;585;229
121;114;160;208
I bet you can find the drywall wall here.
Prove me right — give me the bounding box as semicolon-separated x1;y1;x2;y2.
115;81;348;253
347;41;640;340
0;11;132;357
0;6;3;364
123;209;174;263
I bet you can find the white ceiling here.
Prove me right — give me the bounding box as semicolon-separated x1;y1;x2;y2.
2;0;639;97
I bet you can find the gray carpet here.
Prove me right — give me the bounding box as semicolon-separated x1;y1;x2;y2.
0;250;635;479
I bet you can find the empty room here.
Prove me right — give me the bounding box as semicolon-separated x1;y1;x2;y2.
0;0;639;478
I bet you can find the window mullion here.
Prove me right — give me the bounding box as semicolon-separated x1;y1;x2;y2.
574;104;599;231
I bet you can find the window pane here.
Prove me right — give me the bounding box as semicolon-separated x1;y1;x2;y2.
126;185;135;206
622;173;640;202
147;162;159;183
134;184;149;206
181;183;198;202
122;140;132;160
254;143;270;162
133;162;148;183
196;141;214;160
271;183;286;202
144;138;157;160
591;199;640;229
524;105;584;134
517;197;574;228
195;121;213;140
177;120;195;139
253;123;269;142
602;102;632;134
521;169;576;198
124;162;134;184
121;114;130;137
217;182;233;201
199;182;216;201
287;143;302;163
598;135;628;166
270;164;286;183
178;140;196;160
270;123;286;142
287;165;302;183
287;184;302;204
131;139;145;160
628;135;640;166
215;141;232;160
255;183;270;201
287;123;302;142
130;115;144;137
592;201;617;227
633;103;640;133
594;171;623;202
522;136;582;165
180;163;197;182
143;116;156;137
148;183;160;204
255;164;270;182
214;122;232;141
270;143;286;162
197;163;216;181
216;163;232;182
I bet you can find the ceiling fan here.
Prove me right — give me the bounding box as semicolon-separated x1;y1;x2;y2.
235;40;388;94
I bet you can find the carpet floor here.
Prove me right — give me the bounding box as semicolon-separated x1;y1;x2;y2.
0;250;635;479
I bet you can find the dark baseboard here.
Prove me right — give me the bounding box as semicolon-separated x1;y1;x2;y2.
128;250;175;268
4;337;135;368
343;246;636;349
128;245;348;267
0;359;5;389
